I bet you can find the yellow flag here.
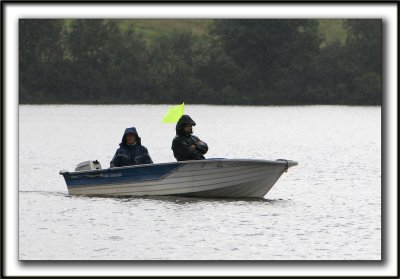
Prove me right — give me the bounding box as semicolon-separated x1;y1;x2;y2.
162;102;185;123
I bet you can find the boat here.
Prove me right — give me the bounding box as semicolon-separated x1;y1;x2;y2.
59;158;298;198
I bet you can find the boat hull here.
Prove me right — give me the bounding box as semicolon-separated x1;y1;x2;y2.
60;159;297;198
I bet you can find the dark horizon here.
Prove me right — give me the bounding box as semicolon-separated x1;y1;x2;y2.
19;19;382;106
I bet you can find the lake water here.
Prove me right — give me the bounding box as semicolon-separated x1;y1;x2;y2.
18;105;381;260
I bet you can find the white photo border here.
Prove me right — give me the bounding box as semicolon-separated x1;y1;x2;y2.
3;2;398;277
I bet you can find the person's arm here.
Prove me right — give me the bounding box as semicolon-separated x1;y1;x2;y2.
110;153;117;168
111;148;130;167
192;136;208;154
196;140;208;154
173;137;202;160
135;146;153;164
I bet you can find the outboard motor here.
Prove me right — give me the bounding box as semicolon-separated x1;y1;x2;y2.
75;160;102;171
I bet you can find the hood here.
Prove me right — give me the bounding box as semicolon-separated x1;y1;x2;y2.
120;127;141;146
176;115;196;136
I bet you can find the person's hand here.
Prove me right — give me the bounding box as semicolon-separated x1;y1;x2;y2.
191;145;196;149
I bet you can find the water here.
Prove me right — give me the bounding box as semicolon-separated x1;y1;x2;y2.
19;105;381;260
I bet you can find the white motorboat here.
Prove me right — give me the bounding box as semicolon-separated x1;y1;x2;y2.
59;158;298;198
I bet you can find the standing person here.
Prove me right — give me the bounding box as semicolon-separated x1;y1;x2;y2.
110;127;153;167
172;115;208;161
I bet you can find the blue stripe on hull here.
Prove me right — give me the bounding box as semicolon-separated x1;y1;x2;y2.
63;163;182;187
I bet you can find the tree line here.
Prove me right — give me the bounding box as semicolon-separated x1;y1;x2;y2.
19;19;381;105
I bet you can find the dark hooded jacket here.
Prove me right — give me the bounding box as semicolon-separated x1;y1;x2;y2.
172;115;208;161
110;127;153;167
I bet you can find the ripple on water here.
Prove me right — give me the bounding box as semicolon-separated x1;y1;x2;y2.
18;105;381;260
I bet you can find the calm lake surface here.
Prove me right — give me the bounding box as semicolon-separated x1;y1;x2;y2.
19;105;381;260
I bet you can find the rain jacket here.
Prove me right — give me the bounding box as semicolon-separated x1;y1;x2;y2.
110;127;153;167
172;115;208;161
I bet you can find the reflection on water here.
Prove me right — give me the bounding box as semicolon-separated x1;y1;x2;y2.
115;195;281;204
19;105;381;260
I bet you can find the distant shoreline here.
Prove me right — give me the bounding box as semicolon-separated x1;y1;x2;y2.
18;102;382;107
19;19;382;107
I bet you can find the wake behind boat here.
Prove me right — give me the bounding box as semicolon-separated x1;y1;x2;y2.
59;158;297;198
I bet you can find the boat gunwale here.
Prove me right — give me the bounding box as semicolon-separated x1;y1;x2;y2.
60;158;298;176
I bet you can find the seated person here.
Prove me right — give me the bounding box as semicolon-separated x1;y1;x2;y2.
110;127;153;167
172;115;208;161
